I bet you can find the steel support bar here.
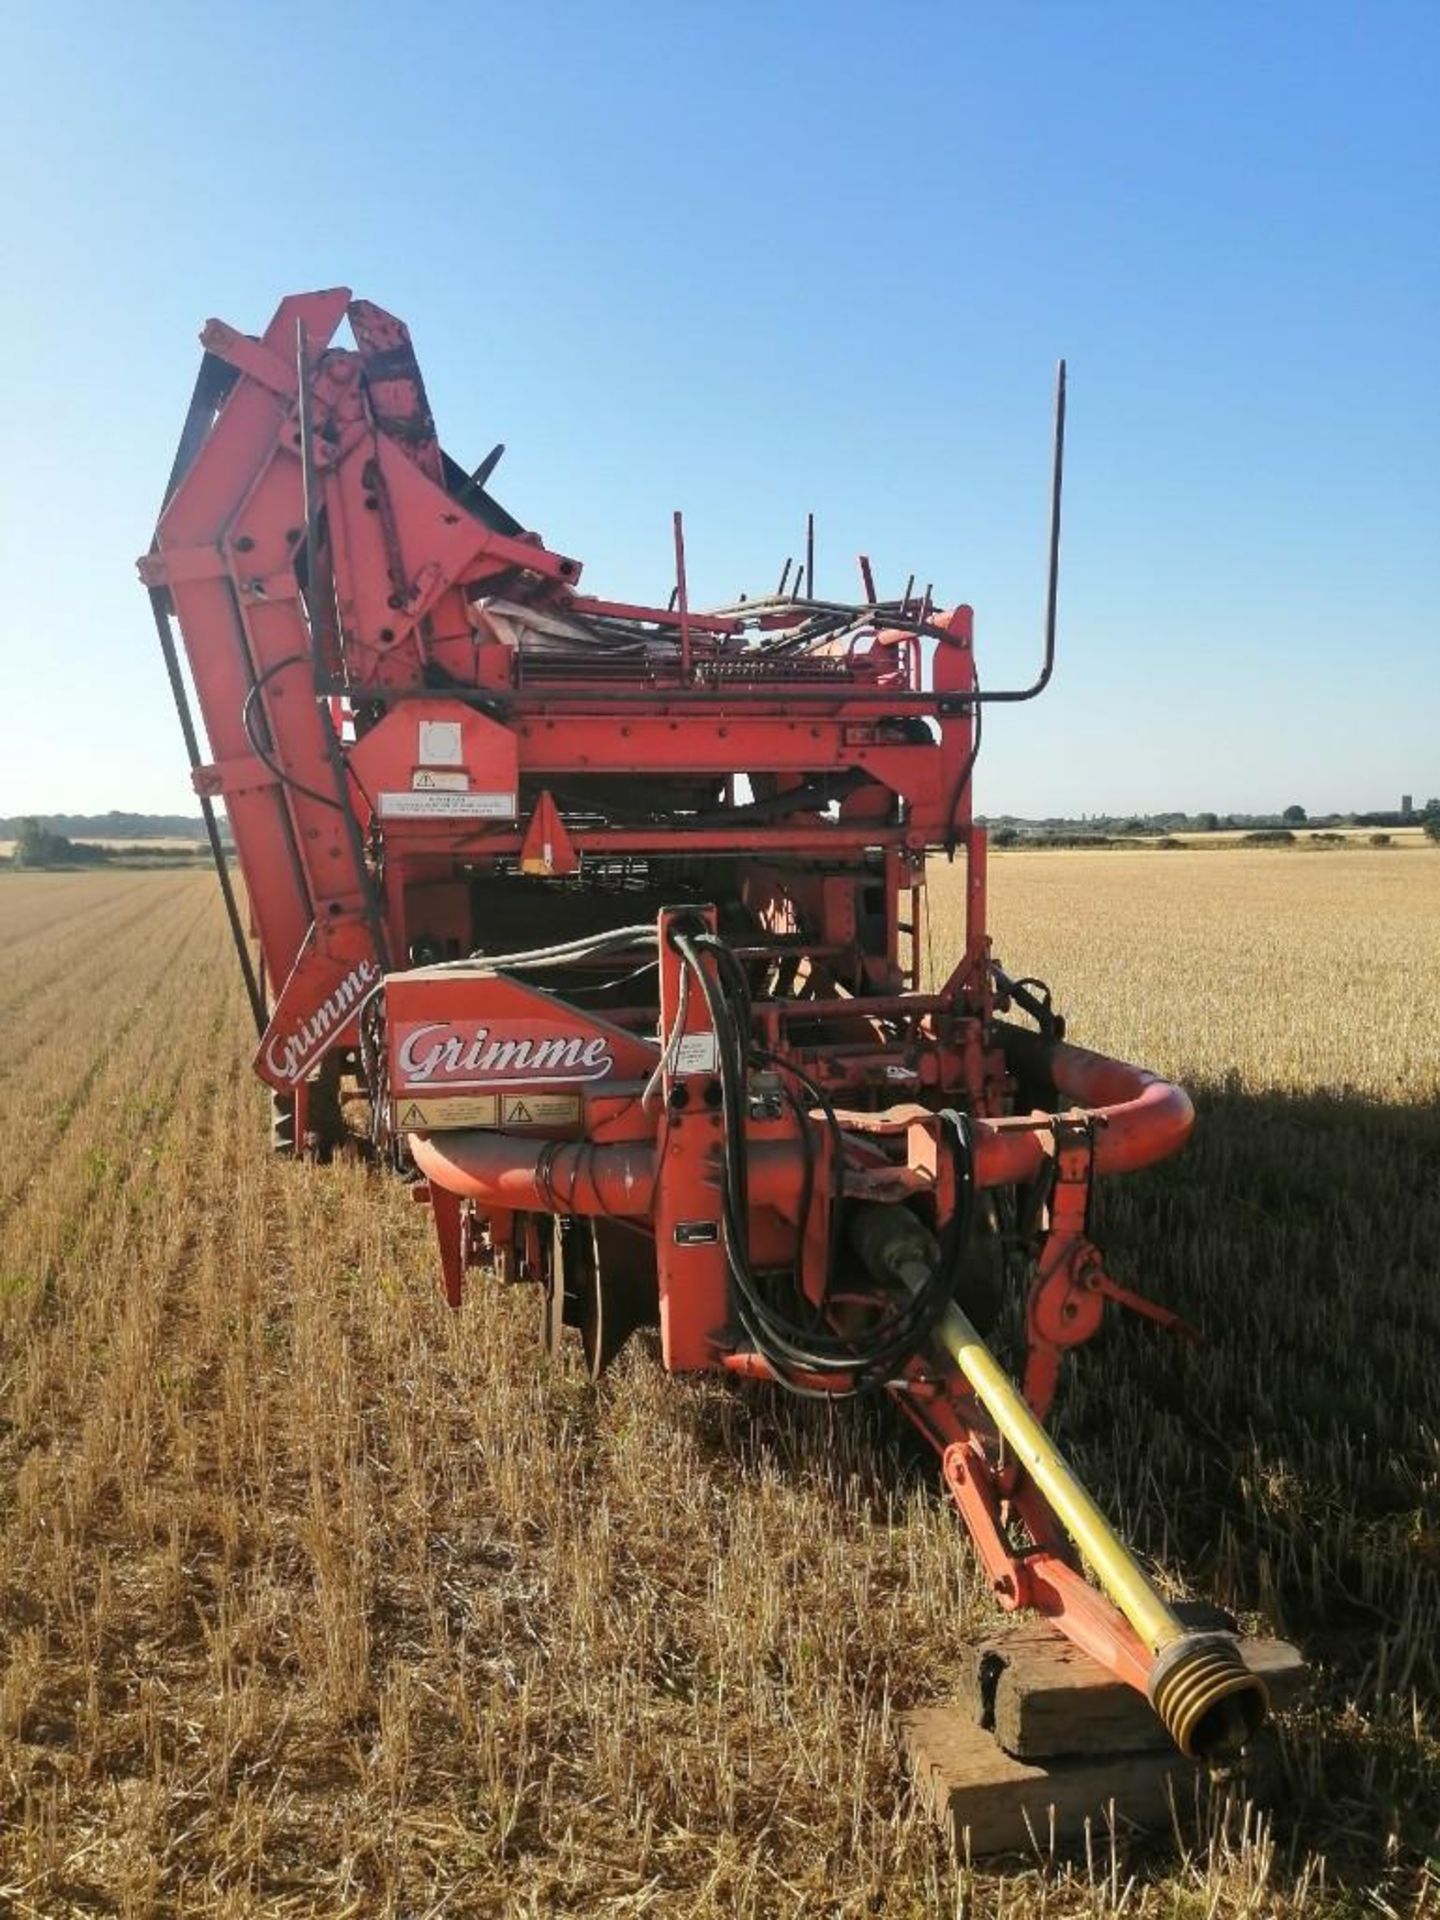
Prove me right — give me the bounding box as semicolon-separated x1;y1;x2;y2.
146;587;265;1034
932;1297;1180;1653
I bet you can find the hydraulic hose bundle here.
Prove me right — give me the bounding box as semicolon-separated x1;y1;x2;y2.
669;925;976;1395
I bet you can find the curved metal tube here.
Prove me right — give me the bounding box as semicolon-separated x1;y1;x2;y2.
409;1130;801;1217
410;1036;1193;1215
978;1037;1195;1185
975;357;1066;705
411;1131;656;1215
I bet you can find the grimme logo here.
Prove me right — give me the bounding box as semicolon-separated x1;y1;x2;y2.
264;958;380;1084
398;1023;614;1086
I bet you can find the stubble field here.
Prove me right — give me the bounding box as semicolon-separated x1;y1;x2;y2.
0;853;1436;1917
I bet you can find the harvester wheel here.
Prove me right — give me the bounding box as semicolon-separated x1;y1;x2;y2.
541;1218;585;1360
270;1089;297;1157
270;1058;349;1162
304;1055;348;1160
541;1219;658;1378
582;1221;659;1378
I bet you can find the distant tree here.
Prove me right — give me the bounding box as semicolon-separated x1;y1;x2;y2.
1423;805;1440;845
1196;812;1220;833
1282;804;1307;824
12;819;110;868
14;818;60;866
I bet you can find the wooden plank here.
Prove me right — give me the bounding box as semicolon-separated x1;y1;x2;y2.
980;1631;1309;1760
901;1708;1279;1858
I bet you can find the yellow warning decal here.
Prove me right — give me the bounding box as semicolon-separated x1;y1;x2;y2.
501;1092;582;1126
394;1091;582;1130
395;1094;499;1130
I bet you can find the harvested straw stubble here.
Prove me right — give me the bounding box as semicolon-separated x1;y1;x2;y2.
0;854;1434;1916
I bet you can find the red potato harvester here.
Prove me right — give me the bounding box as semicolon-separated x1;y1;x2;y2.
141;289;1267;1762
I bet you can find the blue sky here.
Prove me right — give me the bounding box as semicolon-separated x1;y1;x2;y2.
1;1;1435;819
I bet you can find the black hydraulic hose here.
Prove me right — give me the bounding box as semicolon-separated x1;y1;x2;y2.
991;970;1064;1046
241;661;345;812
750;1044;846;1319
670;929;976;1392
943;676;982;858
772;1073;816;1294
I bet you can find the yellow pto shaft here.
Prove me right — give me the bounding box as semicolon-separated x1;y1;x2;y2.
930;1295;1269;1760
848;1201;1270;1760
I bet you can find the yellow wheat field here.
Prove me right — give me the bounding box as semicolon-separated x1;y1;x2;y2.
0;854;1435;1917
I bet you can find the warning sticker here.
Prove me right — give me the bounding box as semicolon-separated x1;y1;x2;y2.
378;791;516;818
501;1092;582;1126
395;1094;499;1130
411;769;470;792
394;1092;583;1129
675;1031;718;1074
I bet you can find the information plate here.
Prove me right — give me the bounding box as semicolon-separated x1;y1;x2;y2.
393;1091;582;1130
378;791;516;818
675;1031;718;1073
395;1094;499;1130
500;1092;582;1126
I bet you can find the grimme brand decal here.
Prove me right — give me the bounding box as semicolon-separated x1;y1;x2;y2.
397;1022;614;1088
264;958;380;1084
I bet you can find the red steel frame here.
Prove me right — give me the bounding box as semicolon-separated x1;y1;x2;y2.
142;289;1246;1741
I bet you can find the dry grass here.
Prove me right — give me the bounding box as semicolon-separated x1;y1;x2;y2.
0;854;1436;1916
